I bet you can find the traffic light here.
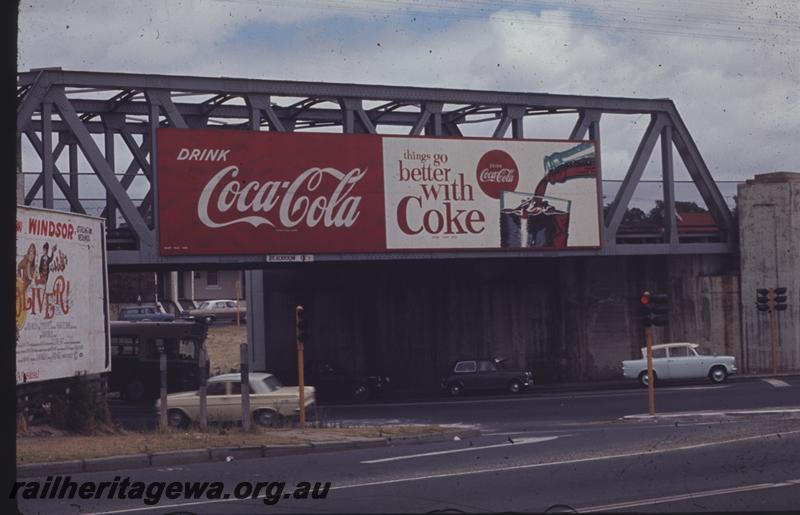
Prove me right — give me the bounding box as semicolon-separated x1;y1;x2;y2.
650;293;669;326
640;291;668;326
774;287;788;312
295;305;308;344
756;288;771;312
640;291;653;326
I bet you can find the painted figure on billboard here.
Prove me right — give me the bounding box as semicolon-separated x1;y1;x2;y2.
36;242;57;286
16;243;37;338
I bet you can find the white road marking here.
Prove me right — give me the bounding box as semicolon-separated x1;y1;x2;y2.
658;385;731;391
483;420;742;436
763;378;791;388
623;407;800;419
577;478;800;512
361;436;562;464
323;386;729;409
84;429;800;515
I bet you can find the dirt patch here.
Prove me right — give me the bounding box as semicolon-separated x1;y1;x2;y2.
205;323;247;375
17;425;448;464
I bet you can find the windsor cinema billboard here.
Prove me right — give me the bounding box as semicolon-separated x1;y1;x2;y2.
157;128;602;257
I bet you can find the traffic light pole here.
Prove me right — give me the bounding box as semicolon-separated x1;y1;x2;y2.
645;325;655;416
757;287;787;375
770;296;777;375
295;305;306;429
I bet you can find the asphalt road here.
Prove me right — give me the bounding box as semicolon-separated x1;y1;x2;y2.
13;374;799;513
109;375;800;432
15;415;800;513
317;375;800;431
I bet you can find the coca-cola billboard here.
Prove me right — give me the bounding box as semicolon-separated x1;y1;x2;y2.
157;129;385;255
157;129;601;255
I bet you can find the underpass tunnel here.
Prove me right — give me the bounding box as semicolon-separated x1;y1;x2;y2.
246;254;739;391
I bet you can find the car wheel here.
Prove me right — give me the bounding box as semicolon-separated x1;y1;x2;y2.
447;382;463;397
507;379;523;394
253;409;280;427
709;366;728;384
167;409;189;429
204;316;214;325
638;371;657;387
352;384;369;401
125;380;146;402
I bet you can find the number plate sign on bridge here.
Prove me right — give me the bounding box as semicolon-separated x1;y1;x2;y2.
265;254;315;263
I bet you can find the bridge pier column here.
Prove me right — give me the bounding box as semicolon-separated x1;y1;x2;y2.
738;172;800;373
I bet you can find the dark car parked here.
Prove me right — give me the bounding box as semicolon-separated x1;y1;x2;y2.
278;361;390;401
442;358;532;396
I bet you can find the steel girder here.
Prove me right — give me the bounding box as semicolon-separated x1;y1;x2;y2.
16;69;735;267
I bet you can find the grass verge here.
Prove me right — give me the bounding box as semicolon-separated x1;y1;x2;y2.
17;425;448;464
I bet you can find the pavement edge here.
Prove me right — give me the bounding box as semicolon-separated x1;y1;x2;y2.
16;428;481;478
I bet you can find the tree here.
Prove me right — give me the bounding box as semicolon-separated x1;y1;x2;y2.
647;200;706;226
621;207;648;225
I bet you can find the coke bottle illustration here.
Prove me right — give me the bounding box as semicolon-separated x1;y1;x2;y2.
534;142;596;197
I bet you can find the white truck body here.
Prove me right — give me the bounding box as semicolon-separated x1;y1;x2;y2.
15;206;110;384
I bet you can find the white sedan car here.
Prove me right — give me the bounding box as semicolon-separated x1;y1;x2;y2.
622;342;737;386
157;372;315;428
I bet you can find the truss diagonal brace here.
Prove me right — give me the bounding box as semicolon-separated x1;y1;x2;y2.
410;102;442;136
16;71;52;132
668;111;733;233
339;98;376;134
50;88;154;248
245;94;286;131
604;114;668;244
23;132;85;213
570;110;602;140
493;105;526;138
144;90;188;129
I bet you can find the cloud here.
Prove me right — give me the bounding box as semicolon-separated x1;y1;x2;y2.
17;0;800;187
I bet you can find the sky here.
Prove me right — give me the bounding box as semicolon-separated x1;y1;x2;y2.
16;0;800;210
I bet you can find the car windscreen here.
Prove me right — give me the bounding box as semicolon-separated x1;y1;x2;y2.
262;375;283;391
198;302;212;309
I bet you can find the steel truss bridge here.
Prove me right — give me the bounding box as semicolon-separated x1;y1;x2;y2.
17;68;734;267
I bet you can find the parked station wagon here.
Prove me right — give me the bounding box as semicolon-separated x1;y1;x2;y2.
442;358;532;396
622;342;737;386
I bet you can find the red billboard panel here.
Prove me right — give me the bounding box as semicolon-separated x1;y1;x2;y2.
157;129;386;255
157;129;601;255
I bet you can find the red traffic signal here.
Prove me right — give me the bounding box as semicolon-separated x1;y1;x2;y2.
640;291;668;326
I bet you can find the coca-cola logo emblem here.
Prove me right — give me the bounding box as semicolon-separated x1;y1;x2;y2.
197;166;365;229
476;150;519;199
